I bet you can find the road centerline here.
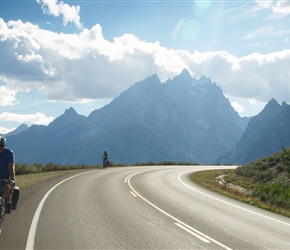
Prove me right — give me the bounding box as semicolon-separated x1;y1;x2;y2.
174;223;210;243
127;169;232;250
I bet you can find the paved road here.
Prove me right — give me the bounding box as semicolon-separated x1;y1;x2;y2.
1;166;290;249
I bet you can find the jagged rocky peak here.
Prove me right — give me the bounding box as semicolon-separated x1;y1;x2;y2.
259;98;281;117
267;98;279;107
132;74;161;92
64;107;79;116
193;75;224;97
174;69;194;82
230;98;290;164
282;101;288;108
195;75;213;86
142;74;160;85
199;75;210;82
118;73;161;98
16;123;29;130
5;123;29;136
165;69;196;90
264;99;290;112
177;68;193;80
48;107;85;128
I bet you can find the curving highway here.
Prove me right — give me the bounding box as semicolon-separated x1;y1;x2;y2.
1;165;290;249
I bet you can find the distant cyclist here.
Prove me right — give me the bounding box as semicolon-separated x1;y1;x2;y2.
0;136;15;214
102;150;109;168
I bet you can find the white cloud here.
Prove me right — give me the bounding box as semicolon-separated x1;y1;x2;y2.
36;0;82;29
0;86;17;106
273;0;290;15
243;24;290;41
0;112;54;125
211;50;290;103
255;0;290;15
255;0;274;9
243;25;273;40
0;18;289;109
0;127;15;134
231;102;245;113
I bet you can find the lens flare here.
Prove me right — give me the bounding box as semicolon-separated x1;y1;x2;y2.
182;19;201;40
193;0;212;16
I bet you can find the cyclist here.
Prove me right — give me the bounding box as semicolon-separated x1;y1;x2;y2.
0;136;15;214
102;150;109;167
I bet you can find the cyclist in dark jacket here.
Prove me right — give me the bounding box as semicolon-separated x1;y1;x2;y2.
0;136;15;214
102;150;109;167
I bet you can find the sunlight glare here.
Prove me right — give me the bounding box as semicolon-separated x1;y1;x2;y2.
182;19;201;40
193;0;213;16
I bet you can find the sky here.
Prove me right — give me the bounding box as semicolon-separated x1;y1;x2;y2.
0;0;290;134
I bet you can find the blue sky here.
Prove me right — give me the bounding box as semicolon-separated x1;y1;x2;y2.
0;0;290;133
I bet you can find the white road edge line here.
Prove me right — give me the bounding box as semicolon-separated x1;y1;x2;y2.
174;223;210;243
178;171;290;227
125;175;130;183
130;191;137;197
127;171;232;250
25;170;98;250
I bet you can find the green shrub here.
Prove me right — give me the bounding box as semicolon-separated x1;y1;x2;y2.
281;147;290;175
15;163;31;175
252;182;290;208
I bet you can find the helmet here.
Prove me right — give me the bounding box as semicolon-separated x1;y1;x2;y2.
0;136;6;146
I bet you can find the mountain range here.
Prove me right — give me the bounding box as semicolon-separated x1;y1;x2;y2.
220;98;290;164
4;69;289;166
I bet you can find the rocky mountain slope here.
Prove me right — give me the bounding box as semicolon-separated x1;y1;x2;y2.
6;69;250;165
227;99;290;164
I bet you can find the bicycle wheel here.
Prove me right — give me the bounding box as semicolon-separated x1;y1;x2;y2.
0;197;5;234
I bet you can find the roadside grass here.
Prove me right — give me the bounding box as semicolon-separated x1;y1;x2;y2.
191;168;290;218
16;170;79;190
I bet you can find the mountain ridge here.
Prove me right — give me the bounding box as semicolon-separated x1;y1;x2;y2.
219;99;290;164
9;69;289;165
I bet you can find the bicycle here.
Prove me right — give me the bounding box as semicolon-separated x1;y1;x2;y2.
103;159;110;168
0;179;19;234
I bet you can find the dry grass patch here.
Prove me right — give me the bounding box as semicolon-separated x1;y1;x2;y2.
16;170;77;190
191;169;290;217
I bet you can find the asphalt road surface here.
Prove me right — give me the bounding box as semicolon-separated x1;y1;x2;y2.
0;165;290;249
